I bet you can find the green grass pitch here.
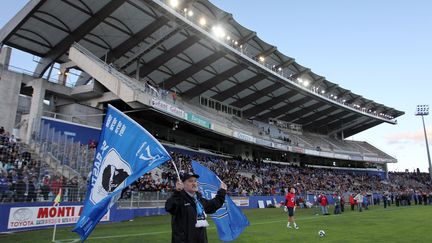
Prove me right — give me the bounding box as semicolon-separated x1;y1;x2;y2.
1;205;431;242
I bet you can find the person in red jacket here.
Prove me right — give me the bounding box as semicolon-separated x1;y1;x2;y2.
340;193;345;212
349;194;355;211
285;187;299;229
319;193;329;215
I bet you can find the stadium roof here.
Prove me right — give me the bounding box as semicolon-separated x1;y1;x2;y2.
0;0;404;137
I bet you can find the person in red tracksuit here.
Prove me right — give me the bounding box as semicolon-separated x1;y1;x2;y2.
285;187;299;229
319;193;329;215
349;194;355;211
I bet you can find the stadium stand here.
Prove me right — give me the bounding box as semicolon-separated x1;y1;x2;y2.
0;0;429;212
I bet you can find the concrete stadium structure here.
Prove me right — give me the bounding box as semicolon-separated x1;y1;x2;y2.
0;0;404;175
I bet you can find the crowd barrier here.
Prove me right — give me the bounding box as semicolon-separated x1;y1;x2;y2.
0;195;289;233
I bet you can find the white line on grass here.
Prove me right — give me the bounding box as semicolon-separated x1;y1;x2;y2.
56;206;414;242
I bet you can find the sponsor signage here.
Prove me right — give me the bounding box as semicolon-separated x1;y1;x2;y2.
231;197;250;207
319;151;334;158
364;156;378;162
272;143;288;150
255;138;272;147
185;113;212;129
334;153;350;159
292;146;304;154
150;98;184;119
232;131;256;143
8;205;109;230
350;154;363;161
213;123;232;136
304;149;320;156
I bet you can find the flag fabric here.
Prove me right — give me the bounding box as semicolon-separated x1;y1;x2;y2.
192;160;249;242
73;105;172;241
53;188;62;206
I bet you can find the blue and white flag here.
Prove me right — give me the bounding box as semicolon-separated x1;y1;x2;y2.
192;160;249;242
73;105;171;241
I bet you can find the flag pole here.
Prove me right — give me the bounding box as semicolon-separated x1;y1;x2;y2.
171;160;181;181
52;203;59;242
52;188;62;242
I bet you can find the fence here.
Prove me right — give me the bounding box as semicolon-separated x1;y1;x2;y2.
30;119;95;178
117;191;172;209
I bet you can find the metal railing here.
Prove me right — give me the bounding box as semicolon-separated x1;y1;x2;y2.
30;119;95;177
2;64;78;87
117;191;172;209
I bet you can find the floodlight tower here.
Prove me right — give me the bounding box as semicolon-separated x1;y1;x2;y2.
415;105;431;181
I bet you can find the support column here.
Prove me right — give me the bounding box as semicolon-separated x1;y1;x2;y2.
57;67;68;86
135;58;140;81
0;73;21;134
26;78;46;143
57;61;76;86
0;46;11;66
384;163;389;180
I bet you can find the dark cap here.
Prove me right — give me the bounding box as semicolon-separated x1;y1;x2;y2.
180;171;200;182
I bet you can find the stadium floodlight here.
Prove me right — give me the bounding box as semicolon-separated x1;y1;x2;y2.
416;105;429;116
212;25;225;38
169;0;179;8
199;17;207;26
303;81;309;87
415;105;432;181
188;10;194;17
258;56;265;62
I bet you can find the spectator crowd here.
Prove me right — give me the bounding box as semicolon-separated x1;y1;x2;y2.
1;126;431;207
0;128;86;203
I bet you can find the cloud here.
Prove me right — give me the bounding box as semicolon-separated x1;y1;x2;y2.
385;125;432;145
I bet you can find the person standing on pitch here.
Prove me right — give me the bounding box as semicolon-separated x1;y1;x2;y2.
285;187;299;229
165;171;227;243
354;191;364;212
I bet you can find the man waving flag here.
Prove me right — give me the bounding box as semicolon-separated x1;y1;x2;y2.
73;105;172;241
192;160;249;241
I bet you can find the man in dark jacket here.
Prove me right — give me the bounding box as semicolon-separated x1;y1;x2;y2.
165;171;227;243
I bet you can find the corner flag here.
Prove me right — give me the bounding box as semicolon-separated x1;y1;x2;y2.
53;188;62;206
192;160;249;241
73;105;172;241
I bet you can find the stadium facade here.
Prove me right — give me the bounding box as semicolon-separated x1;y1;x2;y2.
0;0;404;177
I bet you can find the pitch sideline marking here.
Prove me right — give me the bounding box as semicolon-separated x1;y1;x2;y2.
56;206;414;242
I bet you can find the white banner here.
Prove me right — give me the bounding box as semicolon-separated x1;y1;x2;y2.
272;143;288;151
8;205;109;230
231;197;250;207
150;98;185;119
363;156;379;162
291;146;305;154
319;151;334;158
232;131;256;143
304;149;320;156
334;153;350;159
